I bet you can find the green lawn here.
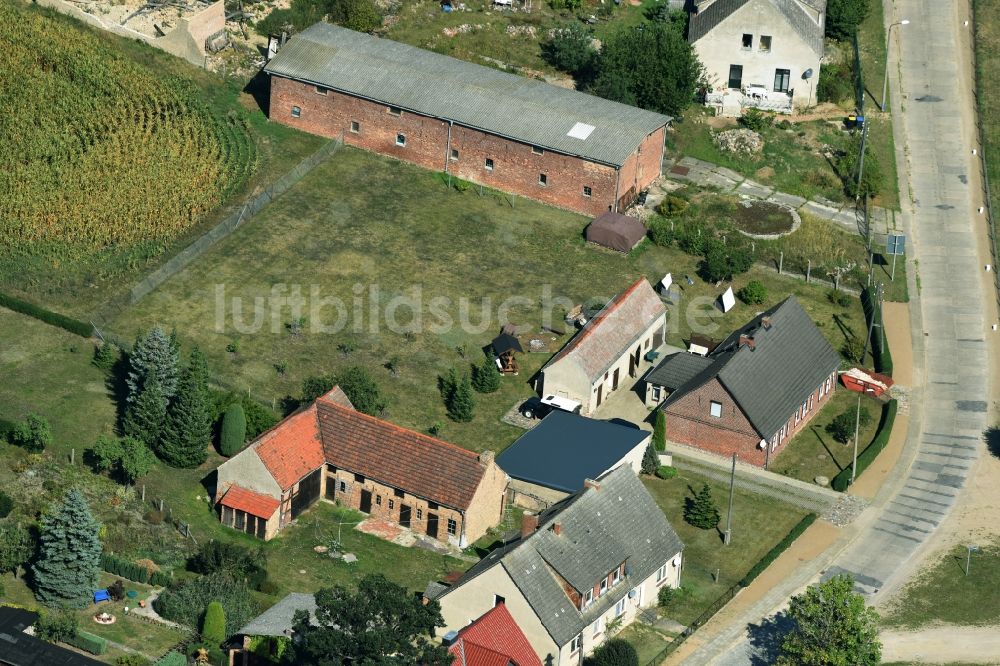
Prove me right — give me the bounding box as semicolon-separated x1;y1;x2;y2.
974;0;1000;260
666;112;852;203
770;388;882;484
880;538;1000;628
617;623;673;664
111;146;867;454
642;472;809;626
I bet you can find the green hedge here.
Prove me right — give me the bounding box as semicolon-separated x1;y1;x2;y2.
65;630;107;655
154;652;187;666
0;292;93;338
831;399;898;491
861;287;893;376
101;553;171;587
739;513;818;587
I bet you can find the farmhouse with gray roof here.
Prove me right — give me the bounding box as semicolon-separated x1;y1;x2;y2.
430;466;684;664
649;295;841;467
264;22;670;217
689;0;827;113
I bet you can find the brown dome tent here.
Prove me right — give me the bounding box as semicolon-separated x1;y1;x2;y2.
585;211;646;253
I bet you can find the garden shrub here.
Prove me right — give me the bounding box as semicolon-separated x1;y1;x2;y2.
841;337;864;363
153;652;187;666
655;465;677;480
100;553;170;587
219;403;246;457
647;217;675;247
93;342;119;371
35;611;78;643
116;655;152;666
202;600;226;644
155;572;260;636
740;513;817;586
828;289;854;307
471;355;501;394
542;22;595;75
188;541;266;591
657;585;675;607
684;484;720;529
655;195;689;217
9;414;52;452
739;107;774;132
737;280;768;305
831;400;897;491
585;638;638;666
826;407;872;444
817;63;854;105
65;630;107;655
0;292;92;337
108;579;125;601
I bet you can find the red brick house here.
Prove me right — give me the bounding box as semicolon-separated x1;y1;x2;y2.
263;23;670;217
647;296;841;467
215;387;509;546
446;602;542;666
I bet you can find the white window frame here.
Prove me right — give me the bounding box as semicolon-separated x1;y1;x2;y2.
600;578;608;596
615;598;626;617
350;120;360;134
570;634;582;653
583;589;593;608
396;133;406;147
291;106;301;118
656;563;667;583
710;401;723;418
591;616;603;636
612;568;621;586
583;186;592;197
485;158;495;171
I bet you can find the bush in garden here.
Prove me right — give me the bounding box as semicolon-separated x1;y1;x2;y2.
188;541;266;591
647;217;675;247
657;585;675;607
739;107;774;132
684;484;720;529
219;403;247;457
641;442;659;475
471;356;501;394
737;280;768;305
586;638;638;666
202;600;226;644
655;465;678;480
154;572;259;637
35;610;78;643
9;413;52;452
655;195;689;217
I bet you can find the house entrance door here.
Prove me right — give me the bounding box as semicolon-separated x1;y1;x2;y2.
360;489;372;513
427;513;439;539
596;384;603;407
399;505;412;528
612;368;620;391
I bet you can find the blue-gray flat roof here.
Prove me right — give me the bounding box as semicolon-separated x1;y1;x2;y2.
497;411;649;493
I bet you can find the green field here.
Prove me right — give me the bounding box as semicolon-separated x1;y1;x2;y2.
771;388;882;484
975;0;1000;261
111;146;866;454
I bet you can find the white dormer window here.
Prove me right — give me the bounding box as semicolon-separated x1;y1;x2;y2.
599;578;608;596
612;568;621;585
583;589;593;608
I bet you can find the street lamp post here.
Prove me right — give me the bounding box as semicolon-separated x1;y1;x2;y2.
851;390;862;485
881;20;910;112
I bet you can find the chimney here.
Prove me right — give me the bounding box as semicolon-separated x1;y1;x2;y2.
521;512;539;538
738;334;755;350
552;522;562;536
583;478;601;492
479;450;494;467
761;316;772;330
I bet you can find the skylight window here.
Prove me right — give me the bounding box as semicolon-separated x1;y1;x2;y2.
567;122;596;140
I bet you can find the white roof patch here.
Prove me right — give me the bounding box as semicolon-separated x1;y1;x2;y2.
567;122;596;140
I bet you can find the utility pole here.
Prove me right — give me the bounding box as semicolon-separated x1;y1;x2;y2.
724;453;736;545
860;283;882;367
851;389;862;485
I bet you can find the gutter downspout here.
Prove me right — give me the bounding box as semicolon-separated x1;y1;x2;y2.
445;120;453;173
613;166;621;213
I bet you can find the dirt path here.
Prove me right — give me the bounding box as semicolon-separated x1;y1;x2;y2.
881;624;1000;664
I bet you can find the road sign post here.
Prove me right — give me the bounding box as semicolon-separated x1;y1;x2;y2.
886;233;906;281
966;544;979;576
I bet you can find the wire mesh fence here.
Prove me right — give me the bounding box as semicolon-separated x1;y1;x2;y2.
970;1;1000;306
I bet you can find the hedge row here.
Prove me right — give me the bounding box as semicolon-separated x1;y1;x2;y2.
101;553;170;587
0;292;93;338
154;651;187;666
65;630;107;655
831;399;898;491
861;287;893;376
739;513;818;587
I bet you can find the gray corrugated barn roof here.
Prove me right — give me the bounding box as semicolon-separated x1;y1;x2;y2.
235;593;317;637
496;411;650;493
661;295;841;440
435;466;683;647
265;23;671;167
688;0;826;57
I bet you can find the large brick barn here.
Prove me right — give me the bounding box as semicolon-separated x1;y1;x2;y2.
263;23;671;216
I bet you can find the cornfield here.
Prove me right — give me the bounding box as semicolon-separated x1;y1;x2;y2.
0;3;257;261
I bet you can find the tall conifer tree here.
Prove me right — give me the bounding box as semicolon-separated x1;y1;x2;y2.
32;489;102;608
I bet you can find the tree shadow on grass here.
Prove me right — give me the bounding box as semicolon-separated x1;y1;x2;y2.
746;611;794;666
984;426;1000;459
809;426;846;472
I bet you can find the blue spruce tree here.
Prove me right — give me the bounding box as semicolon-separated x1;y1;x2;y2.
126;327;179;402
32;489;102;608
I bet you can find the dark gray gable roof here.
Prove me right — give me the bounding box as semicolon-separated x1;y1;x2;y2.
496;412;650;493
645;352;715;391
236;593;317;637
688;0;826;56
0;607;104;666
443;466;683;646
265;23;670;167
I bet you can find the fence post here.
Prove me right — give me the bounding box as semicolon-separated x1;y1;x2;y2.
142;485;146;502
779;251;784;274
70;448;75;465
159;499;164;513
806;259;811;283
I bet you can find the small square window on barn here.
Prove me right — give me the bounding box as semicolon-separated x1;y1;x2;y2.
450;148;459;161
376;495;382;506
394;488;404;498
350;121;360;134
583;186;593;197
339;481;346;493
709;401;723;418
532;146;544;155
741;33;752;49
354;473;365;483
291;106;301;118
447;518;457;535
388;499;394;510
539;173;548;186
388;106;403;116
759;35;772;52
416;508;423;519
485;158;494;171
315;85;328;95
396;133;406;147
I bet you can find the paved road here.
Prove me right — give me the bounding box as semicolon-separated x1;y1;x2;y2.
677;1;992;663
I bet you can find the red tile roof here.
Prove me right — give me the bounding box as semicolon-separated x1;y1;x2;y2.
449;603;542;666
543;278;665;382
220;485;280;519
316;401;488;510
253;405;326;491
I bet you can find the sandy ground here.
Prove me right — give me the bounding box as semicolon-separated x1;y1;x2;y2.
881;624;1000;664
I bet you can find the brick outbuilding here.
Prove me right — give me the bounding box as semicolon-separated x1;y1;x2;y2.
263;23;670;216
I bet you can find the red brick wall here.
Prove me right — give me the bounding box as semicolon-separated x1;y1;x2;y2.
268;75;656;217
664;374;835;467
615;127;666;209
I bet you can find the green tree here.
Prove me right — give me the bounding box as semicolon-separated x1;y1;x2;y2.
0;522;35;576
841;337;865;363
35;610;78;642
684;483;720;530
827;407;872;445
10;413;53;452
329;0;382;32
118;437;156;484
542;23;596;75
337;366;388;416
446;371;475;422
202;600;226;645
127;327;179;403
641;441;659;475
737;280;768;305
837;135;884;199
587;21;702;116
471;356;501;394
284;574;451;665
92;342;118;371
90;434;124;473
159;367;210;468
777;574;881;665
32;489;102;608
586;638;638;666
700;242;753;282
302;374;336;403
188;347;210;400
220;403;247;457
825;0;870;41
653;410;666;451
123;368;168;447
